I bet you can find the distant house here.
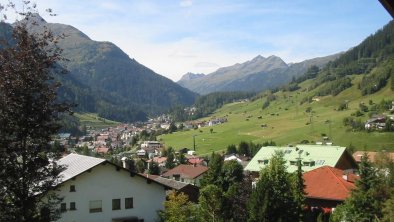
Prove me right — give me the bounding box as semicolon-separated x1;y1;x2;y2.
244;145;357;177
136;149;146;157
54;154;167;222
352;151;394;163
141;141;162;153
186;156;207;166
95;146;110;154
365;116;387;130
162;164;208;186
146;156;167;167
303;166;358;222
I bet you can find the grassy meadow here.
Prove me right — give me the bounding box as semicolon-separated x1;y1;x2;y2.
74;113;119;130
159;75;394;155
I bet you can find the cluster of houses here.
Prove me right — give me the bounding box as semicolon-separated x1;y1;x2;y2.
364;114;394;130
51;142;394;222
181;116;228;129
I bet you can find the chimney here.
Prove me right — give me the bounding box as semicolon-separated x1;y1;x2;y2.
342;173;348;181
121;157;128;169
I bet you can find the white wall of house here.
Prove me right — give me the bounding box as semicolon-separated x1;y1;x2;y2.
56;163;166;222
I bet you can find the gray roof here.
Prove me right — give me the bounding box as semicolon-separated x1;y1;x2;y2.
57;153;106;183
153;176;190;190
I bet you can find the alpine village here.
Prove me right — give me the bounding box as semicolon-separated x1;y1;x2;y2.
1;1;394;222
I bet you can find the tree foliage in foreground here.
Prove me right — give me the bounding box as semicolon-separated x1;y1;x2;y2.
159;191;199;222
0;6;70;222
331;153;392;222
247;151;304;222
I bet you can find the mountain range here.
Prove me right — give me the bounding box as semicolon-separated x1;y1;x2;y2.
1;15;197;122
178;54;340;95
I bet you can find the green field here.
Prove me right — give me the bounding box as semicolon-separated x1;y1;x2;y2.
159;75;394;155
74;113;119;129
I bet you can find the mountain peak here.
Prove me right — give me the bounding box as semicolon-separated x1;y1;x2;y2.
178;72;205;82
252;55;265;61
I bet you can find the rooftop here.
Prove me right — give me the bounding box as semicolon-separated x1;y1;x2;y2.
304;166;357;201
162;164;208;179
244;144;349;173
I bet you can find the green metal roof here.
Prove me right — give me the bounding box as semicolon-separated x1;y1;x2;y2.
244;145;347;173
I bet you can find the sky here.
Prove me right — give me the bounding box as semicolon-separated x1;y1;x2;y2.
1;0;392;81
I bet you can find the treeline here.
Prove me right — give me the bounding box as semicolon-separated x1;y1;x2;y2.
169;91;255;121
194;91;255;118
286;20;394;98
226;140;276;158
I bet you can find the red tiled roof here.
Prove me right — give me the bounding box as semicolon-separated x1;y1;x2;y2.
146;157;167;164
187;158;204;165
96;147;110;154
162;164;208;179
303;166;358;201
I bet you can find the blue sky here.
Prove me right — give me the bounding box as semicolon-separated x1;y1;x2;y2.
2;0;392;81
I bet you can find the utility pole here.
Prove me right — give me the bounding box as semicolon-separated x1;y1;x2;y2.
193;135;195;151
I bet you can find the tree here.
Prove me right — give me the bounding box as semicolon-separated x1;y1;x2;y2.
148;161;160;175
332;153;387;221
220;160;244;192
165;150;176;169
135;159;146;173
0;7;70;222
159;191;198;222
291;159;306;222
199;185;224;222
238;141;250;157
247;151;299;222
200;152;223;187
226;144;237;155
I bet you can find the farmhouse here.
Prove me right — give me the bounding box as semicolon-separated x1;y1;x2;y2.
54;154;167;222
244;145;357;176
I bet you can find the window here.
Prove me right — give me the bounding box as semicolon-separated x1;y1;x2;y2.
258;159;269;165
289;160;297;165
125;197;133;209
89;200;102;213
70;202;76;211
60;203;67;212
284;149;292;154
112;199;121;210
316;160;325;165
70;185;76;192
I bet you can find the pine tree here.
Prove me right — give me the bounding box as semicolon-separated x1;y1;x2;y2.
292;159;306;222
200;152;223;187
332;153;387;221
0;8;70;222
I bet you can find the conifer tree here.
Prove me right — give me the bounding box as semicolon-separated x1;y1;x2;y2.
200;152;223;187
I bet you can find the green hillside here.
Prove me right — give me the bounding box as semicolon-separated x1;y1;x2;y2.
159;20;394;155
159;74;394;154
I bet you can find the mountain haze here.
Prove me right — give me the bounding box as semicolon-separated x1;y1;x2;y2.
178;54;339;94
2;15;197;122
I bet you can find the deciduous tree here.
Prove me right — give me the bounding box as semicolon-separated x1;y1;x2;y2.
0;4;70;221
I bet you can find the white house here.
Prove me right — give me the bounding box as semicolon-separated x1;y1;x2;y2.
54;154;167;222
